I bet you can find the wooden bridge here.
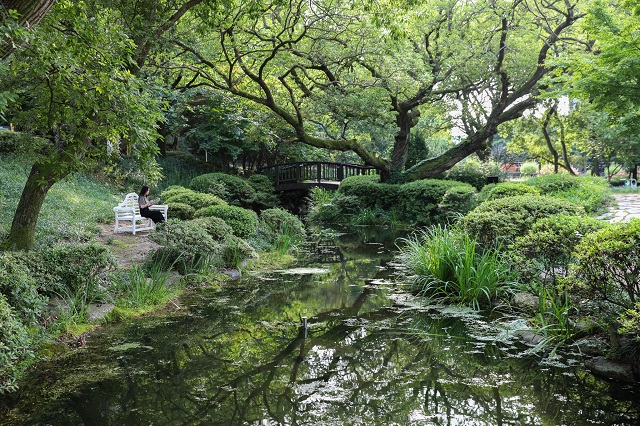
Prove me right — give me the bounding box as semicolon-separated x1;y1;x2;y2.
258;162;377;191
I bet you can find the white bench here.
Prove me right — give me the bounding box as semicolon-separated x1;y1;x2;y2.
113;193;168;234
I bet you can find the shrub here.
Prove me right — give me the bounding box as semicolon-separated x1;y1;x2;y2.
189;216;234;241
40;242;116;294
248;174;279;210
619;302;640;337
525;174;612;214
520;161;539;176
509;215;608;284
444;158;501;190
190;173;256;208
397;179;476;225
397;226;513;309
477;182;540;204
569;219;640;311
166;202;195;221
0;253;46;324
458;195;583;248
194;204;258;238
438;186;477;218
222;235;258;268
160;185;192;200
259;208;306;252
0;293;32;394
149;219;222;273
164;189;226;210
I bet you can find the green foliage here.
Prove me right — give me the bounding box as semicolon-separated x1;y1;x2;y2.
530;285;576;348
112;263;175;308
0;294;32;394
526;174;612;214
458;195;583;248
509;215;608;284
477;182;540;204
520;161;539;175
156;152;217;191
40;242;116;295
166;202;195;220
222;235;258;268
258;208;305;253
0;155;119;248
248;174;279;210
194;204;258;238
190;173;256;208
570;219;640;311
189;217;234;241
163;189;226;210
444;158;501;190
397;226;513;309
619;303;640;337
336;175;475;225
149;219;222;274
0;253;46;324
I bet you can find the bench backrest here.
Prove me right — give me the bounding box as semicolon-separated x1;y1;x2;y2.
119;193;141;215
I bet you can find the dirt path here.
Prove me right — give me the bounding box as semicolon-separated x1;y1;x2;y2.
95;223;161;270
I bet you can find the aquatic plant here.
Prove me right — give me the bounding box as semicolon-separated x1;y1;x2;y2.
397;225;513;309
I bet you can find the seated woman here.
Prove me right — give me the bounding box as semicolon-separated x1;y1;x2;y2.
138;185;165;224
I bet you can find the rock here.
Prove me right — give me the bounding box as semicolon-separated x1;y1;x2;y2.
511;292;539;313
585;356;636;383
87;303;115;323
225;269;242;280
520;331;544;346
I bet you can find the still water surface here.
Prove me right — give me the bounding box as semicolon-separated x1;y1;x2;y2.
3;228;640;425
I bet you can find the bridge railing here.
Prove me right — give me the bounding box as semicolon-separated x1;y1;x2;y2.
259;162;377;190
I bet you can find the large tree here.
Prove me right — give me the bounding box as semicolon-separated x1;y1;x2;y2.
1;1;163;249
168;0;584;180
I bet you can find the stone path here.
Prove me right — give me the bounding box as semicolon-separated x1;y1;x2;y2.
601;193;640;223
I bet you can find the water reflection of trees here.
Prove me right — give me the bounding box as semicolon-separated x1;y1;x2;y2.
8;248;640;425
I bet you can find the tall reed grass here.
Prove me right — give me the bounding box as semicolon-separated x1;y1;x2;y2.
397;225;513;309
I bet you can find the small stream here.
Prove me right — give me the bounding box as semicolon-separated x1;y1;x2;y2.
2;227;640;425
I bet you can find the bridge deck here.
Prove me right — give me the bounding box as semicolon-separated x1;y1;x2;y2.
259;162;377;191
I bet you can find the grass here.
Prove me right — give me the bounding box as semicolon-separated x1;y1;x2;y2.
0;154;119;248
397;225;514;309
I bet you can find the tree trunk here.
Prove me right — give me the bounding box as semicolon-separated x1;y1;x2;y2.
2;162;64;250
390;110;414;171
559;120;575;175
1;0;57;58
542;105;559;173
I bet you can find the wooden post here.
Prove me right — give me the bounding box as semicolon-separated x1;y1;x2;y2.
274;165;280;189
337;164;344;181
317;162;322;183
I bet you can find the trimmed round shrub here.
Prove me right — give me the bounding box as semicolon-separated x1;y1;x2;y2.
166;202;195;220
190;173;256;207
148;219;222;273
194;204;258;238
0;293;32;393
444;158;501;190
160;185;192;200
189;216;234;241
509;215;608;283
458;195;583;248
164;190;226;210
477;182;540;204
0;252;46;324
259;208;306;242
397;179;476;225
570;219;640;310
336;175;476;225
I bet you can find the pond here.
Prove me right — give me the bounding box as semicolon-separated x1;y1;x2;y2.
2;227;640;425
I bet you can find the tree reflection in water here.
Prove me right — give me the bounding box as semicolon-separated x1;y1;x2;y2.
3;229;640;425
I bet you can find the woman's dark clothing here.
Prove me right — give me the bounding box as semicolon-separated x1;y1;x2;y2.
139;195;165;224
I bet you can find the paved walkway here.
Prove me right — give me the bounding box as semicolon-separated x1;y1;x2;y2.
603;193;640;223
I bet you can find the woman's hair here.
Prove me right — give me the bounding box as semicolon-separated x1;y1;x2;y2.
139;185;149;197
